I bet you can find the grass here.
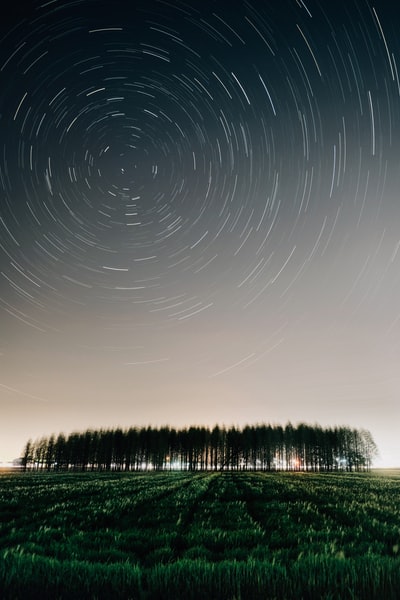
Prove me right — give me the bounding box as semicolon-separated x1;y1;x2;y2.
1;470;400;598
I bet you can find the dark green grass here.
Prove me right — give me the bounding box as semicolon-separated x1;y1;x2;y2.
1;471;400;598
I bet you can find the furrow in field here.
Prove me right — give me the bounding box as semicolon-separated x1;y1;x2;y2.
172;473;266;562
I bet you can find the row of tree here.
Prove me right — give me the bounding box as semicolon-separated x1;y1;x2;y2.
21;423;378;472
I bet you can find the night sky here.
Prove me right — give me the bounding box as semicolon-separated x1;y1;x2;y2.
1;0;399;466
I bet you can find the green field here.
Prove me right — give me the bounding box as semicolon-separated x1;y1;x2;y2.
1;471;400;599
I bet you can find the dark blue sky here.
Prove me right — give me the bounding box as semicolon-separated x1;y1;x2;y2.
1;0;399;466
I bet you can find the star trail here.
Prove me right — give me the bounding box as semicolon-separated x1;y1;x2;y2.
1;0;399;466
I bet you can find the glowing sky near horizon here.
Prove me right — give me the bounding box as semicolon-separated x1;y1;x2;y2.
1;0;400;466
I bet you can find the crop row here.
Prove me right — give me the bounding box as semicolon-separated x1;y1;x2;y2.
2;549;400;599
1;471;400;598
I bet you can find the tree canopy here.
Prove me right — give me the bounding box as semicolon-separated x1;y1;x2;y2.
21;423;378;473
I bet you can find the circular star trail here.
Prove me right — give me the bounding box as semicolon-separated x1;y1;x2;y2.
0;0;399;332
2;1;400;468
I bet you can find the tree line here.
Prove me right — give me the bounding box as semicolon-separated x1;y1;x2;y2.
20;423;378;472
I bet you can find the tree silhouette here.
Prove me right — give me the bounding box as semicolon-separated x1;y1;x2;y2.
21;423;378;473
